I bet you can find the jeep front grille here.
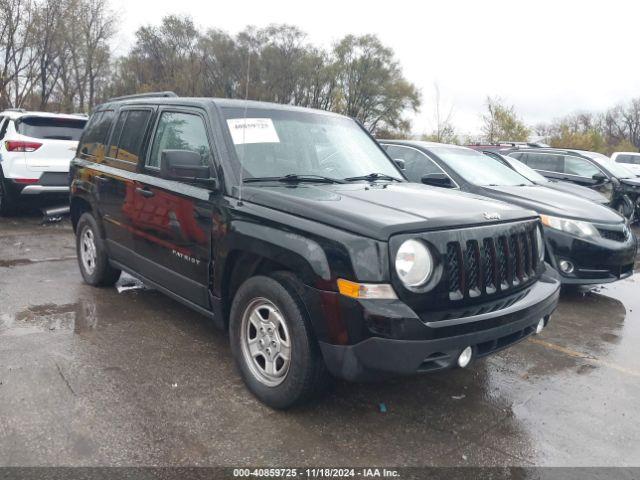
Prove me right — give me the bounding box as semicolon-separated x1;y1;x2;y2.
445;223;539;301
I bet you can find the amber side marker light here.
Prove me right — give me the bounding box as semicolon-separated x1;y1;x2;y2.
337;279;397;300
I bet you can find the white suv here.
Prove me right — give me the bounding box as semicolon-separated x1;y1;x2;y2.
611;151;640;175
0;109;87;214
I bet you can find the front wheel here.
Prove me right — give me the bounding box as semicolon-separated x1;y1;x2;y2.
76;212;121;286
229;273;329;409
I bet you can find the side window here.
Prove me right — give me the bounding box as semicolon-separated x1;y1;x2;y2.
109;110;152;164
385;145;444;183
526;153;562;173
563;156;601;177
107;112;127;158
509;152;523;160
79;110;115;158
147;111;211;169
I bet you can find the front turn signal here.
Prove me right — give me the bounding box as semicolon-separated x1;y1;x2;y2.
337;279;397;299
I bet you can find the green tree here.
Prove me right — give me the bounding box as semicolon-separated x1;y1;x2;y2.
332;34;420;136
481;96;529;142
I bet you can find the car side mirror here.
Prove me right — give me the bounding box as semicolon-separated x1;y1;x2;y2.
421;172;453;188
592;172;608;183
393;158;406;170
160;150;218;188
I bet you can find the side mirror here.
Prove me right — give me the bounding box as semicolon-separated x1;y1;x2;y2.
393;158;406;170
592;172;608;183
160;150;217;187
421;172;453;188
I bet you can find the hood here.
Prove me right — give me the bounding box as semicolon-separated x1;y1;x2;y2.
241;182;536;241
542;180;609;204
482;185;623;224
621;177;640;187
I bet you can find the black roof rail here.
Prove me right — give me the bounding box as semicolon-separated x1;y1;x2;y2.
107;91;178;102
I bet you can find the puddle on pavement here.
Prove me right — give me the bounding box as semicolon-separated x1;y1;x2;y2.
0;301;98;335
0;256;76;268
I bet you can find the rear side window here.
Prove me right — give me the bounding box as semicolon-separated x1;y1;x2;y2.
79;111;114;157
16;116;86;141
109;110;152;164
147;111;210;168
523;153;563;173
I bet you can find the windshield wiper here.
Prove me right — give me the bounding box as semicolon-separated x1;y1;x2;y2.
343;172;402;182
244;174;345;184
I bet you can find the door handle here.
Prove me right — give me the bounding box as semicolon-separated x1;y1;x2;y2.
95;175;109;183
136;187;155;198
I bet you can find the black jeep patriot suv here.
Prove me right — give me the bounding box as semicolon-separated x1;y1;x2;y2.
70;92;560;408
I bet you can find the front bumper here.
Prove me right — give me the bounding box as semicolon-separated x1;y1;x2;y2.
317;272;560;381
544;226;637;285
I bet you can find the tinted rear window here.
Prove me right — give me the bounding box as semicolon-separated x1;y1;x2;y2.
17;116;86;141
110;110;152;164
79;111;115;157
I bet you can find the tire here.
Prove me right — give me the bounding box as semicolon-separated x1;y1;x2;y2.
76;212;121;286
0;168;17;216
229;272;329;409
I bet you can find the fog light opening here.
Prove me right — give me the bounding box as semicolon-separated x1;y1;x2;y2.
535;318;545;335
559;260;574;274
457;346;473;368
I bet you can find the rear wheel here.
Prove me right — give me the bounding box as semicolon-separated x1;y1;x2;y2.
76;212;121;286
229;273;329;409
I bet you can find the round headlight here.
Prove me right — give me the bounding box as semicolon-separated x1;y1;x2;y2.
395;239;433;287
535;226;545;262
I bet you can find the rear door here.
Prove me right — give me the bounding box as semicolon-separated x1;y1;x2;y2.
131;107;217;307
15;116;86;173
99;107;155;254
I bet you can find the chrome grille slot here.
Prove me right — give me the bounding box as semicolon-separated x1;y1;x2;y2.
443;220;539;301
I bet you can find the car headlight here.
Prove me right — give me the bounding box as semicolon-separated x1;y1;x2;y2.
535;225;545;262
540;214;598;238
395;239;433;287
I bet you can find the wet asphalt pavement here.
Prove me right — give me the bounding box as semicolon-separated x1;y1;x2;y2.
0;214;639;467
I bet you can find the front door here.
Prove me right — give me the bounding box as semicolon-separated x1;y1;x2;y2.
130;107;217;308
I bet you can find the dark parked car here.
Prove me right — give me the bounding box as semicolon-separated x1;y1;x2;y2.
480;150;609;206
70;93;560;408
380;140;636;286
506;148;640;220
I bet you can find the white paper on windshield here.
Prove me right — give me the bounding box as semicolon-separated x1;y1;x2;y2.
226;118;280;145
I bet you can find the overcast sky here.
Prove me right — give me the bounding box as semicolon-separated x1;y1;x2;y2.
110;0;640;135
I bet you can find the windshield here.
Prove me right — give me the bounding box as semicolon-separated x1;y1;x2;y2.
496;154;549;183
221;107;402;182
431;146;533;186
17;116;86;140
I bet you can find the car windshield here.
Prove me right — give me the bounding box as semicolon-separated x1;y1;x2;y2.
221;107;402;182
431;146;533;186
499;155;549;183
16;116;86;141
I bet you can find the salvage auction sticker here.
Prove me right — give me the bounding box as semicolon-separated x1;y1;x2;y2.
227;118;281;144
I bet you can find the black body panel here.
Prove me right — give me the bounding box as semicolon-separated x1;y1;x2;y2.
69;98;563;381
